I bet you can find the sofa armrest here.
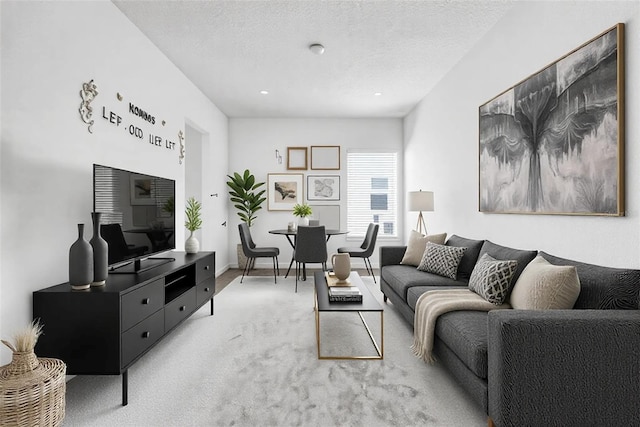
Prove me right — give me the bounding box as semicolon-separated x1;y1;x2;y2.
488;309;640;427
379;246;407;268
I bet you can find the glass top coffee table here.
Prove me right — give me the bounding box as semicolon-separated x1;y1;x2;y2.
313;271;384;360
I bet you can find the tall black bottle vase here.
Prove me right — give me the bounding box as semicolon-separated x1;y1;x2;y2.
69;224;93;290
90;212;108;286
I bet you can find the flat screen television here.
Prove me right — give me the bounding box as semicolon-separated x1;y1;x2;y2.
93;164;176;273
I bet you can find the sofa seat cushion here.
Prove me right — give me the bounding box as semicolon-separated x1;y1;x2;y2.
381;265;462;300
435;311;490;379
406;284;468;310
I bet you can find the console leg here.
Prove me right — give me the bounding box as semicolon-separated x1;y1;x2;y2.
210;297;214;316
383;295;388;303
122;370;128;406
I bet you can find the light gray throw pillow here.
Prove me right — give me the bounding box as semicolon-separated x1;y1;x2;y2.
401;230;447;267
510;254;580;309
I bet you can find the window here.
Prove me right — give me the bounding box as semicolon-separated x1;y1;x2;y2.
347;151;398;239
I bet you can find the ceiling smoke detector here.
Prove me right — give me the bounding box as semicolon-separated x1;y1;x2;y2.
309;43;325;55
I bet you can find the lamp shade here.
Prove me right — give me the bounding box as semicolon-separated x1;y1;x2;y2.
408;191;434;212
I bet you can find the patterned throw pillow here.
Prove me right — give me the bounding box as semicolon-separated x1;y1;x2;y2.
469;253;518;305
400;230;448;266
417;242;466;280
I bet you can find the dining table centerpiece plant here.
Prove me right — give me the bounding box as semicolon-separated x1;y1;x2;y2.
293;203;313;226
184;196;202;254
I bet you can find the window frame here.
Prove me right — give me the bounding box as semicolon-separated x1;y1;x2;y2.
345;149;399;242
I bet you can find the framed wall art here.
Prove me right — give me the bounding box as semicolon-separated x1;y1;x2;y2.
267;173;304;211
287;147;308;170
479;23;624;216
308;204;340;229
307;175;340;201
310;145;341;170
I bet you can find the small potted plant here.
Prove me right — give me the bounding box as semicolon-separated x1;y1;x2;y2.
293;203;313;226
184;197;202;254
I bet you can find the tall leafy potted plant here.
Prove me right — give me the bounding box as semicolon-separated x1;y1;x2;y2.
226;170;266;268
185;196;202;254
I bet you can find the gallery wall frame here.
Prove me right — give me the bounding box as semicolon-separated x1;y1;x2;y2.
307;175;340;201
479;23;625;216
308;204;340;229
287;147;308;170
267;173;304;211
310;145;341;170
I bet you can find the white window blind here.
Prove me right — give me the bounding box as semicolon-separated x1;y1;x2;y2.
347;151;398;239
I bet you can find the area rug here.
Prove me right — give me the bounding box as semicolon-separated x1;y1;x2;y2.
62;275;485;426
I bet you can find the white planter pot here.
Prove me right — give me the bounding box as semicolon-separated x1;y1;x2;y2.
185;231;200;254
298;217;309;227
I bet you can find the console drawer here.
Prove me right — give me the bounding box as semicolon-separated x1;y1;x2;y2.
121;278;164;331
165;287;196;332
121;309;164;368
196;277;215;307
195;255;214;284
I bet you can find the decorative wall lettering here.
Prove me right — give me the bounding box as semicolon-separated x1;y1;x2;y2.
100;92;177;153
79;79;99;133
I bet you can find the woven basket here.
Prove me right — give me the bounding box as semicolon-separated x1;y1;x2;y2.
0;340;66;427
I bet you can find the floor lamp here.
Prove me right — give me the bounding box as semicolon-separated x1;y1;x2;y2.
409;190;434;235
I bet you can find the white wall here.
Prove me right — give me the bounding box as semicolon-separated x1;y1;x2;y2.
0;1;228;363
404;1;639;268
228;118;403;270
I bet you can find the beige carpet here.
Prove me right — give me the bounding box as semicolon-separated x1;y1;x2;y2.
62;274;485;426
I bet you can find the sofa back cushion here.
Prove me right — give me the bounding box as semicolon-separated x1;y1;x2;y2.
478;240;537;285
445;235;484;280
539;251;640;309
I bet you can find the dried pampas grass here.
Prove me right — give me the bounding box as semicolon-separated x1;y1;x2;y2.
1;320;43;353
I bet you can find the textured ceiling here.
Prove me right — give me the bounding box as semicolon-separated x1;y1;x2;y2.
113;0;516;118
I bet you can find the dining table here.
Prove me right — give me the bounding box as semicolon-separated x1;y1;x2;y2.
269;228;348;280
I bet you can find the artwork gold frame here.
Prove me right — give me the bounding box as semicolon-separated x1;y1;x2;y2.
267;173;304;211
311;145;341;170
479;23;625;216
287;147;308;170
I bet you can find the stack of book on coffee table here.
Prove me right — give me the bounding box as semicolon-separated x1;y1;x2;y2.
325;272;362;302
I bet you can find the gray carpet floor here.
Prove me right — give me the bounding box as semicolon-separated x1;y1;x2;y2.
62;274;486;426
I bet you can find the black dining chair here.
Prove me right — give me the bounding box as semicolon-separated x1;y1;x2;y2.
294;226;328;292
238;223;280;284
337;223;379;282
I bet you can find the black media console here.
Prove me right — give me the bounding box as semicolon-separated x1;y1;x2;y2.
33;251;215;406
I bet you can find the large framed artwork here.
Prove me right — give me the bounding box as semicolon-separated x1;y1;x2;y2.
267;173;304;211
479;23;624;216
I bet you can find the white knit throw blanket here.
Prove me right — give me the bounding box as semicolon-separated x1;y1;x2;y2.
411;289;511;364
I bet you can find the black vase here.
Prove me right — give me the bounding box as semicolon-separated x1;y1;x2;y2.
90;212;108;286
69;224;93;290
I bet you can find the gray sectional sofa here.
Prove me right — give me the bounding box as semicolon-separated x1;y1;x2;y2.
380;235;640;427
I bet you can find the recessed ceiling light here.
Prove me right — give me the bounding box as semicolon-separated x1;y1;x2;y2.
374;92;382;96
260;90;269;95
309;43;325;55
